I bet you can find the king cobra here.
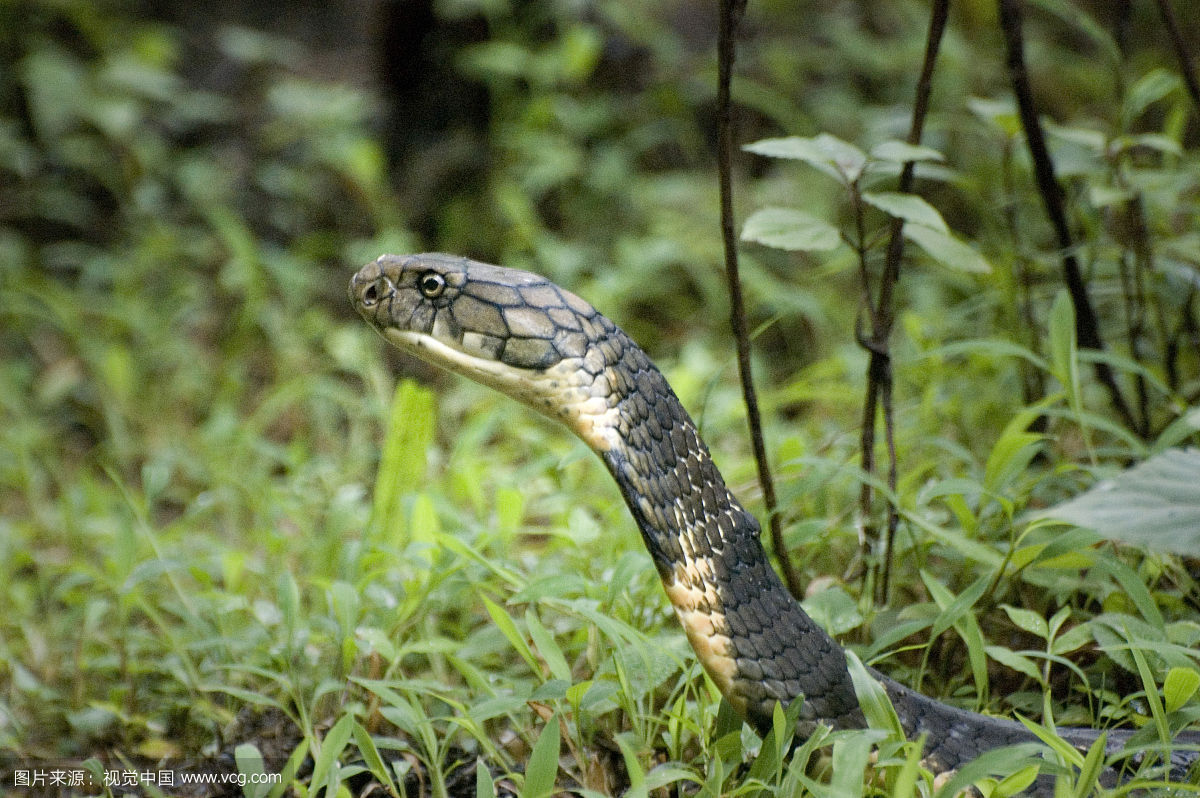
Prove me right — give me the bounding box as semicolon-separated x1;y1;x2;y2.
350;253;1198;788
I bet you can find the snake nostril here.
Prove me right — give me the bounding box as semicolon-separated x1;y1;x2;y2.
362;281;379;306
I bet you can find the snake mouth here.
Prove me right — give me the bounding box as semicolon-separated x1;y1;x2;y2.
383;327;533;390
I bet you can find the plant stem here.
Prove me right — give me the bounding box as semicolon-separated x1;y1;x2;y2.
997;0;1140;434
1154;0;1200;108
860;0;949;603
717;0;803;598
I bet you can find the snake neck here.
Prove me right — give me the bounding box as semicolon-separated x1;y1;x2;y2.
565;325;862;730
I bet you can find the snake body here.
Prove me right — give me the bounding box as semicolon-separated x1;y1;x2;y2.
350;253;1198;787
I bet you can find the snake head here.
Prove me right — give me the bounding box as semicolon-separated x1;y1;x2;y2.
350;254;624;440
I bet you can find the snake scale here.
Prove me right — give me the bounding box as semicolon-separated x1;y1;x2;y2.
350;252;1199;790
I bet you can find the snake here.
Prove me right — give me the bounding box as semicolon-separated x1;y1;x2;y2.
350;252;1199;789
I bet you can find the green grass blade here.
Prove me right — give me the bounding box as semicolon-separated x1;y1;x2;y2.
482;595;541;676
352;720;401;798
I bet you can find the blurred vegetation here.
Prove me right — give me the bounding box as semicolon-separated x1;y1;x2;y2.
1;0;1198;795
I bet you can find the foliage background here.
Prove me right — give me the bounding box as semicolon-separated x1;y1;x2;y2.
2;0;1198;794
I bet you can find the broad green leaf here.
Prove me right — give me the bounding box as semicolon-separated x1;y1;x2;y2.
235;743;270;798
932;744;1045;798
1164;666;1200;713
521;715;560;798
846;650;904;738
329;580;359;637
801;584;863;635
983;427;1044;493
740;207;841;252
743;133;867;183
409;491;440;543
1037;448;1200;557
1112;132;1183;157
310;713;354;797
1129;641;1171;744
351;721;401;798
1001;605;1049;641
1125;68;1181;120
902;224;992;273
613;732;645;789
862;191;949;233
476;757;496;798
869;140;945;164
1047;291;1078;394
890;735;925;798
967;96;1021;137
642;764;700;792
525;609;571;682
1050;623;1092;656
994;764;1040;798
829;732;875;798
985;645;1042;681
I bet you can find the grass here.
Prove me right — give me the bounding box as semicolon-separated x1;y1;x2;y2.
6;326;1199;795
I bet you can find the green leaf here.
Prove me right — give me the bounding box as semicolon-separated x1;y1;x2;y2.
740;207;841;252
1050;623;1092;657
868;140;945;164
862;191;949;233
901;224;992;273
1037;448;1200;557
1151;407;1200;454
476;757;497;798
1125;68;1181;120
1047;291;1078;394
613;732;646;790
521;715;560;798
1129;640;1172;744
983;425;1044;494
922;573;990;696
1014;713;1085;769
801;584;864;635
234;743;270;798
994;764;1040;798
985;645;1042;681
1072;733;1107;798
1165;666;1200;713
829;732;875;798
1001;605;1049;641
846;650;904;738
967;96;1021;137
352;721;401;798
310;713;355;797
525;609;571;682
743;133;867;183
482;596;540;675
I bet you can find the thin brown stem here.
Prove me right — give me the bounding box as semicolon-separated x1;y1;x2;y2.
717;0;803;598
862;0;949;603
1154;0;1200;108
997;0;1140;434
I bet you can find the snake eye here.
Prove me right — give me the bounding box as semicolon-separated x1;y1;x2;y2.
418;271;446;298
